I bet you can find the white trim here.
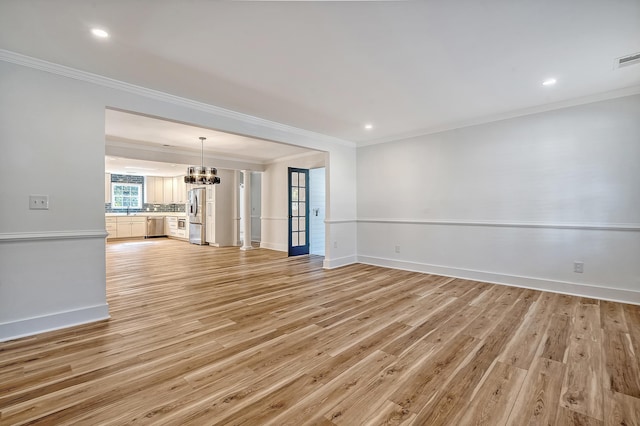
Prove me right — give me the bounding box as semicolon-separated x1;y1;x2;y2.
358;87;640;147
325;219;357;224
357;255;640;305
323;255;358;269
259;241;287;252
0;230;109;242
266;150;327;164
0;304;110;342
0;49;355;149
261;216;288;221
357;218;640;232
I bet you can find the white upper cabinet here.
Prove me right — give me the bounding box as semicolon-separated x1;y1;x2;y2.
163;177;174;203
105;173;111;203
153;177;164;203
144;175;188;204
145;176;165;204
145;176;155;204
175;176;187;203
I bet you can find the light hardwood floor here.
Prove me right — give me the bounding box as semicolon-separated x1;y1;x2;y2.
1;239;639;425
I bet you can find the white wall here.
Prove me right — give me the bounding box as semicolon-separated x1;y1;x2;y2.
260;152;326;252
0;61;110;341
357;94;640;303
205;168;237;247
325;146;358;267
0;53;357;341
309;167;326;256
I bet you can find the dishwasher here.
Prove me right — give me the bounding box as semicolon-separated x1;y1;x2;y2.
145;217;165;238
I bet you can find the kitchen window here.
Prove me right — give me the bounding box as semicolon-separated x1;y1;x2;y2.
111;183;142;209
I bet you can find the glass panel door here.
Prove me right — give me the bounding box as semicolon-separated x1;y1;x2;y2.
288;168;310;256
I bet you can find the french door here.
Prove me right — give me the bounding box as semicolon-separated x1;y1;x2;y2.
288;167;309;256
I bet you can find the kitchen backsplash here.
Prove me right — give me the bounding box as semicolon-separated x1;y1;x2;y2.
105;174;186;214
105;203;185;213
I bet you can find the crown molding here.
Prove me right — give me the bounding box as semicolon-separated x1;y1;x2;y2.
0;49;356;149
358;85;640;147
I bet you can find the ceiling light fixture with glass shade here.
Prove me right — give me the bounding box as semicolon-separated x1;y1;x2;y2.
184;137;221;185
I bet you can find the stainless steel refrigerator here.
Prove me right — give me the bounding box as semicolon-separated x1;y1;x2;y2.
188;188;207;245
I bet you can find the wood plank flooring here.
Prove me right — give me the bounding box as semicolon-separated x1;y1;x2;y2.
1;238;639;425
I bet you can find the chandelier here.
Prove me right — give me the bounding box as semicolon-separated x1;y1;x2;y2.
184;137;221;185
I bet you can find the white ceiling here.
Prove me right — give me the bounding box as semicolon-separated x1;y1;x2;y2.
1;0;639;145
105;109;314;166
105;156;187;178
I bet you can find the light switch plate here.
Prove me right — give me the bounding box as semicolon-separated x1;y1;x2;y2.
29;195;49;210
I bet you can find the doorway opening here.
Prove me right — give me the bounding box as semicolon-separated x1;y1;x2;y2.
239;171;262;246
288;166;326;257
288;167;310;256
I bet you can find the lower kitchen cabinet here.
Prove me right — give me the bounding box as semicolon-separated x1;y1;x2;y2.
131;220;146;237
165;216;188;240
107;215;186;241
113;216;147;238
106;217;117;239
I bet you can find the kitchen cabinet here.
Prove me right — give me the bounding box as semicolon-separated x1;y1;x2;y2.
131;220;146;237
165;216;187;240
164;216;172;236
105;173;111;203
145;176;155;203
115;216;147;238
165;216;177;237
174;177;187;203
105;217;117;239
145;175;187;204
163;177;174;203
145;176;164;204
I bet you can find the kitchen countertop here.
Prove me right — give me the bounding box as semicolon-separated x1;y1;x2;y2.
105;212;187;217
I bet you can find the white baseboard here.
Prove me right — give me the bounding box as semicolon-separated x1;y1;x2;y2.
259;241;287;252
323;255;358;269
0;303;110;342
357;255;640;305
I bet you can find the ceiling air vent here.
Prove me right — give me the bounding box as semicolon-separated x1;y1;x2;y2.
616;51;640;68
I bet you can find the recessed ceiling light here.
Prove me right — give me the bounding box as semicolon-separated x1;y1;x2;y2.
364;124;373;130
91;28;109;39
542;78;557;86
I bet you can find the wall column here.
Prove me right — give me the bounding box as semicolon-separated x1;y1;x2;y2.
240;170;252;250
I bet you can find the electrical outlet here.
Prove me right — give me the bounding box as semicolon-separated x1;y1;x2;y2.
29;195;49;210
574;261;584;273
333;241;337;249
395;245;400;253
